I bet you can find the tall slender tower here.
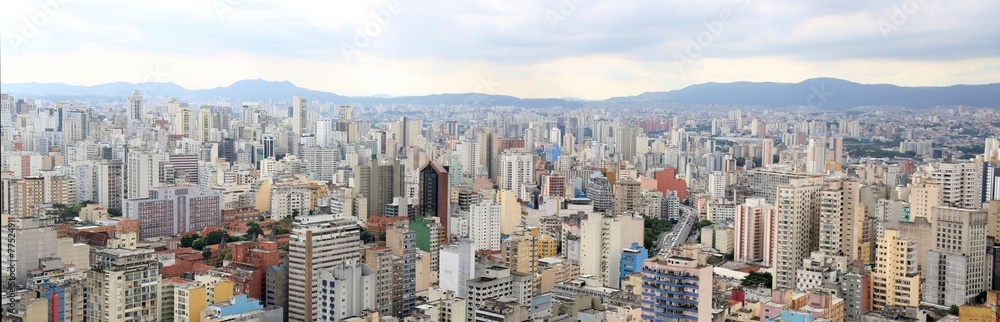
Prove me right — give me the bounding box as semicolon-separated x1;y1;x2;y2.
127;90;143;123
293;96;308;136
772;177;823;290
420;161;450;241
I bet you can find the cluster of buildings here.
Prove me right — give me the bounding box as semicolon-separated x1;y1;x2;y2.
2;91;999;322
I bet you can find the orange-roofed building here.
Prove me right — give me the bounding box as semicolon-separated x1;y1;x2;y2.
655;168;687;200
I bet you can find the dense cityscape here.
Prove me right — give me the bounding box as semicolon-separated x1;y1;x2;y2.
1;89;998;322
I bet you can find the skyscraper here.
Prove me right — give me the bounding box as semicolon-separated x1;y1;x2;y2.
420;161;450;241
355;158;406;218
871;229;920;310
579;211;644;289
924;206;988;306
288;215;362;322
773;177;823;290
292;96;308;136
127;90;143;123
734;198;776;265
469;200;501;251
499;151;534;200
762;139;774;166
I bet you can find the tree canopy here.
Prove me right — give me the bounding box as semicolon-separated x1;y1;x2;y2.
741;271;772;288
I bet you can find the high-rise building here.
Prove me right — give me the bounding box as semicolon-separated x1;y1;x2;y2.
734;198;776;265
579;211;644;289
747;169;813;204
612;179;642;214
587;176;614;212
123;184;223;239
465;267;534;321
761;139;775;166
841;262;871;321
439;239;476;298
806;136;826;174
197;107;216;142
420;161;450;241
708;171;726;201
773;177;823;290
872;229;920;310
640;257;714;321
287;215;362;322
292;96;309;136
926;162;983;210
469;200;501;251
620;242;648;281
501;226;558;277
924;206;988;306
499;151;534;200
316;261;374;322
84;248;159;322
125;150;164;200
174;276;234;322
127;90;143;123
355;158;406;218
819;180;864;261
363;247;395;317
385;221;417;317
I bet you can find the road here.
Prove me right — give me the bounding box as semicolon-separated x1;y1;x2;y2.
656;205;696;257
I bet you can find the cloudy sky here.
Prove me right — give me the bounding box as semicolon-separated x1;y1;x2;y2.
1;0;998;100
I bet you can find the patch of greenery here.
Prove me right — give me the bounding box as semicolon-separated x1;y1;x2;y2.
741;271;772;288
643;216;673;251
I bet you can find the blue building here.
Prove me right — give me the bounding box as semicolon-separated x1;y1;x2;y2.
620;242;648;281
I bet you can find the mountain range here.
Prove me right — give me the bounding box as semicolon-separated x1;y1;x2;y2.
2;78;997;110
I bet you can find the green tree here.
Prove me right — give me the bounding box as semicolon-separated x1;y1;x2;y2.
740;271;772;288
244;222;264;241
191;238;207;251
180;234;198;248
202;249;212;259
107;208;122;217
205;229;230;245
360;228;376;243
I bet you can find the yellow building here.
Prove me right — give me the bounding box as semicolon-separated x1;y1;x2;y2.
175;277;234;322
872;229;921;310
501;227;558;274
959;305;995;322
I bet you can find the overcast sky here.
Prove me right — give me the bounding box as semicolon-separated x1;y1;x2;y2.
1;0;998;100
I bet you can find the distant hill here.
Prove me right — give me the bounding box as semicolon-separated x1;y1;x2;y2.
606;78;1000;110
0;79;584;108
2;77;997;110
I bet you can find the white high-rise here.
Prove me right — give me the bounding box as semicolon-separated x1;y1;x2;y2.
926;162;982;210
293;96;309;136
127;90;143;123
578;211;644;289
439;239;476;298
469;200;501;251
708;171;726;201
761;139;774;166
317;261;375;322
499;151;533;200
806;136;826;174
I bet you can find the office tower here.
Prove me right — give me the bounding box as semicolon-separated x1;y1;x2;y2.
439;239;476;298
613;179;642;214
288;215;362;322
292;96;308;136
420;161;450;241
708;171;726;201
806;136;826;174
841;262;871;321
84;248;159;322
747;169;813;204
762;139;775;166
588;176;614;212
927;162;983;209
819;180;864;260
871;229;921;310
317;261;375;322
466;267;534;321
617;125;642;162
734;198;776;265
123;184;223;239
640;257;714;321
773;177;823;290
499;150;533;200
125;150;164;200
385;221;417;317
924;207;988;306
355;158;406;218
579;211;644;289
469;200;501;251
127;90;143;123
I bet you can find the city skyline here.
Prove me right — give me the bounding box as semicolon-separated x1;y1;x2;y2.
2;1;999;100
